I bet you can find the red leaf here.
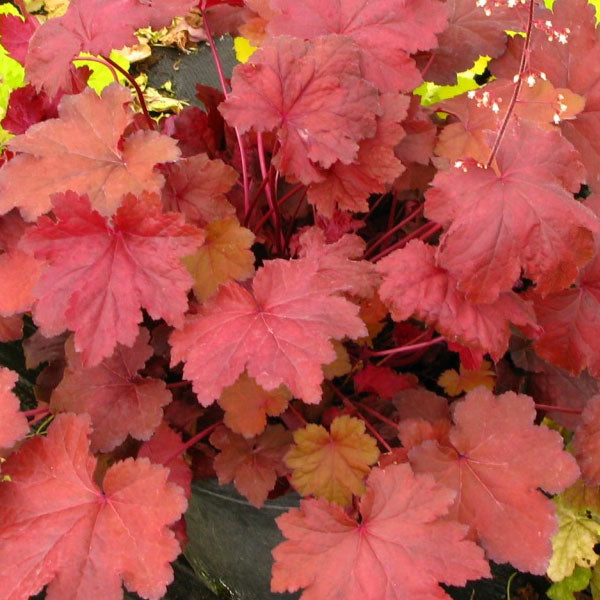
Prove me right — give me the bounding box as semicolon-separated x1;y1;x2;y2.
376;239;540;360
0;13;36;64
306;93;408;215
268;0;448;92
161;153;238;226
210;423;291;507
0;249;42;317
2;85;60;135
0;367;28;452
0;84;180;220
50;328;173;452
426;121;598;302
138;422;192;498
409;387;580;573
271;463;490;599
0;413;187;600
492;0;600;191
25;0;196;95
161;106;219;158
294;226;379;299
220;35;380;184
22;191;204;367
354;365;417;399
573;395;600;486
528;362;599;430
423;0;526;84
218;372;290;438
527;201;600;379
170;257;367;405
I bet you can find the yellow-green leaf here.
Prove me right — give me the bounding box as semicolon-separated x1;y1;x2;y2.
548;496;600;582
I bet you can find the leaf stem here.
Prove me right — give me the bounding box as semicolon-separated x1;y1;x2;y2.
257;132;283;252
329;383;393;452
163;420;222;466
166;381;191;389
485;0;535;168
365;203;424;257
370;221;441;262
72;55;119;83
23;407;50;418
534;403;582;415
367;336;445;357
201;8;251;216
286;402;308;426
101;55;155;130
354;401;400;430
254;183;306;236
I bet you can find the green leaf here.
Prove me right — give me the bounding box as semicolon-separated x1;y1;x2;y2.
185;479;300;600
413;56;489;106
548;566;592;600
77;51;130;94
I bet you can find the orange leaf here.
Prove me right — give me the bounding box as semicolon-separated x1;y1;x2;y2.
218;372;290;438
183;217;255;301
285;415;379;506
438;359;495;397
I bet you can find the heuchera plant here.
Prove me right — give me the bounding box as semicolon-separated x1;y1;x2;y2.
3;0;600;597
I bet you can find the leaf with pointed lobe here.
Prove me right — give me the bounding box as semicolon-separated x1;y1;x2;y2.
285;415;380;507
25;0;196;96
426;121;598;302
306;93;408;215
2;84;59;135
268;0;448;93
0;13;36;64
0;367;27;452
295;226;379;298
138;422;192;498
409;387;581;574
218;372;290;439
162;106;220;158
50;329;173;453
170;257;367;406
422;0;526;84
210;423;292;507
0;413;187;600
220;35;380;184
161;153;238;226
183;217;255;302
377;239;540;360
271;463;490;600
0;84;180;220
22;191;204;367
